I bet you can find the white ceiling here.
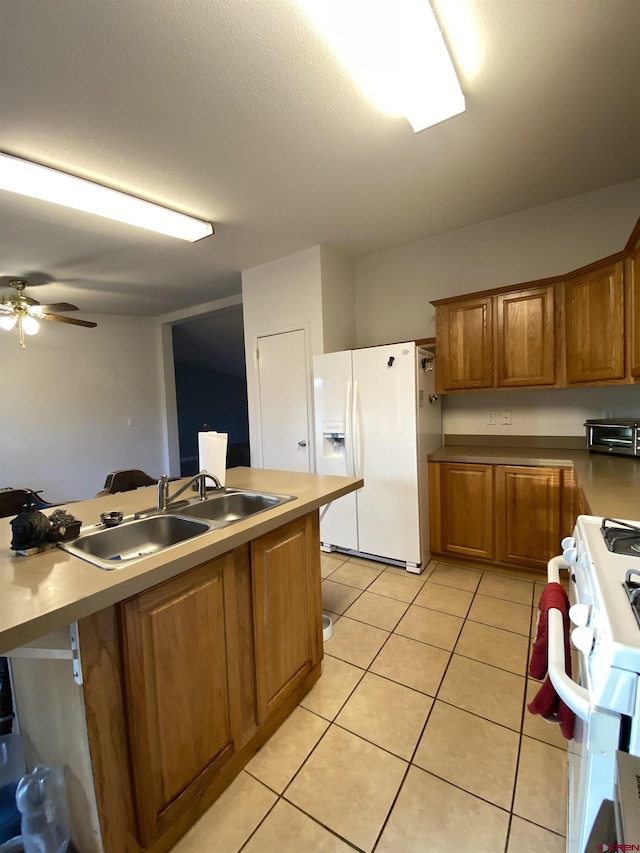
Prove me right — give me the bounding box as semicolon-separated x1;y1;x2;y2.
0;0;639;318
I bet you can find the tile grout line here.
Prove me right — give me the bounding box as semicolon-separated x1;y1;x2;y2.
284;561;554;850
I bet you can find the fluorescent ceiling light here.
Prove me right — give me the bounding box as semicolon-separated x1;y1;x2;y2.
0;153;214;242
296;0;465;132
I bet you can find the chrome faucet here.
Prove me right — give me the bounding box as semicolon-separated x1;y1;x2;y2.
157;471;223;511
135;471;223;518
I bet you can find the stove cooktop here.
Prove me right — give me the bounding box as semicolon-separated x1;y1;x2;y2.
575;515;640;674
602;518;640;557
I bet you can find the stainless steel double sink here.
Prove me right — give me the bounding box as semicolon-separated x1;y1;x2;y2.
59;488;295;570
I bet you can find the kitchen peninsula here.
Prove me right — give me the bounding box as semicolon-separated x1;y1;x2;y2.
0;468;362;853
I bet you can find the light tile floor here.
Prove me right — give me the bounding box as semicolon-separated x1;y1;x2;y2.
173;554;567;853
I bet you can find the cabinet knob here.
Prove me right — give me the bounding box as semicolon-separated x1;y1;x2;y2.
298;440;307;447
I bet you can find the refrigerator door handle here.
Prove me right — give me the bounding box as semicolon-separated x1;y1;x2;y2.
352;380;361;478
344;380;353;477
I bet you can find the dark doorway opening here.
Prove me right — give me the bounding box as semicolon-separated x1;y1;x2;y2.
172;304;250;476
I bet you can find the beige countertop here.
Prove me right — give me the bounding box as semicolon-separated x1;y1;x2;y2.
428;446;640;520
0;468;363;655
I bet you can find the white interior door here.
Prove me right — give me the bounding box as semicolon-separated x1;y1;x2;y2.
257;329;311;472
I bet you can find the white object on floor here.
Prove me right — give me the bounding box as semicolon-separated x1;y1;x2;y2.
322;614;333;642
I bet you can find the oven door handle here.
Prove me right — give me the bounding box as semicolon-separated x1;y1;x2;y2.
546;555;590;721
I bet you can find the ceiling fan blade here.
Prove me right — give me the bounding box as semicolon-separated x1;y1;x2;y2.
42;313;97;328
37;303;80;313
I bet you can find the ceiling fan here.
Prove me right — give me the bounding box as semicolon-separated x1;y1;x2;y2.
0;278;97;349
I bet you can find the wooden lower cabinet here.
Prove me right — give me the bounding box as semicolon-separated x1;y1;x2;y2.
70;512;322;853
429;462;495;560
628;226;640;379
120;552;246;845
430;461;572;573
252;513;322;721
494;465;561;571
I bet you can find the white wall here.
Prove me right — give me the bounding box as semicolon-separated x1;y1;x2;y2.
320;245;356;353
443;385;640;438
354;180;640;438
0;316;168;502
242;246;325;467
242;244;357;468
354;180;640;347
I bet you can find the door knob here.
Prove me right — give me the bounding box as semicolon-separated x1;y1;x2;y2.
298;440;307;447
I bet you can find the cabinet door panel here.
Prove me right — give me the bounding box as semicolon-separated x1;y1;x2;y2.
437;297;493;391
496;285;556;386
121;554;239;845
438;463;494;560
253;514;322;720
495;466;561;571
565;261;625;383
629;238;640;379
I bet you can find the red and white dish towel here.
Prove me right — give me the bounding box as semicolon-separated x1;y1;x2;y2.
527;581;575;740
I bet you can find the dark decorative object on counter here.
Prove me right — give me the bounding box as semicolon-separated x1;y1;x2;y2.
10;495;51;551
47;509;82;541
9;498;82;553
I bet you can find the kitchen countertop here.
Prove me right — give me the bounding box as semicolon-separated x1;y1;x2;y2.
0;468;363;655
428;446;640;520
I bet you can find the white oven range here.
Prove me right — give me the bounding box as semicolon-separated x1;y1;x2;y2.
547;515;640;853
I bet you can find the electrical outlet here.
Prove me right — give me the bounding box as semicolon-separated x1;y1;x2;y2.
486;411;496;425
501;409;512;425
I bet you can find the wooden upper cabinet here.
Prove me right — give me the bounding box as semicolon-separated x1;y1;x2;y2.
120;553;244;846
628;226;640;380
436;296;493;392
496;285;557;387
565;260;625;384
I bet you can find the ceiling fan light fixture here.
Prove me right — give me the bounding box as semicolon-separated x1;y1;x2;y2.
0;314;17;331
21;315;39;336
0;154;214;242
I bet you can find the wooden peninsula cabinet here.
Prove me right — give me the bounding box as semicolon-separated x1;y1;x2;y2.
1;468;360;853
113;513;321;847
429;461;570;573
11;512;323;853
120;550;251;846
252;514;322;720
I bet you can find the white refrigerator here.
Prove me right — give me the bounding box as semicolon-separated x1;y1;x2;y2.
313;342;442;572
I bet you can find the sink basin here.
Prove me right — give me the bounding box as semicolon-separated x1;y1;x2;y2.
59;514;211;570
178;489;295;523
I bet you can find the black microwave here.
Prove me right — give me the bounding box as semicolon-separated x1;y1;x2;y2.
585;419;640;457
